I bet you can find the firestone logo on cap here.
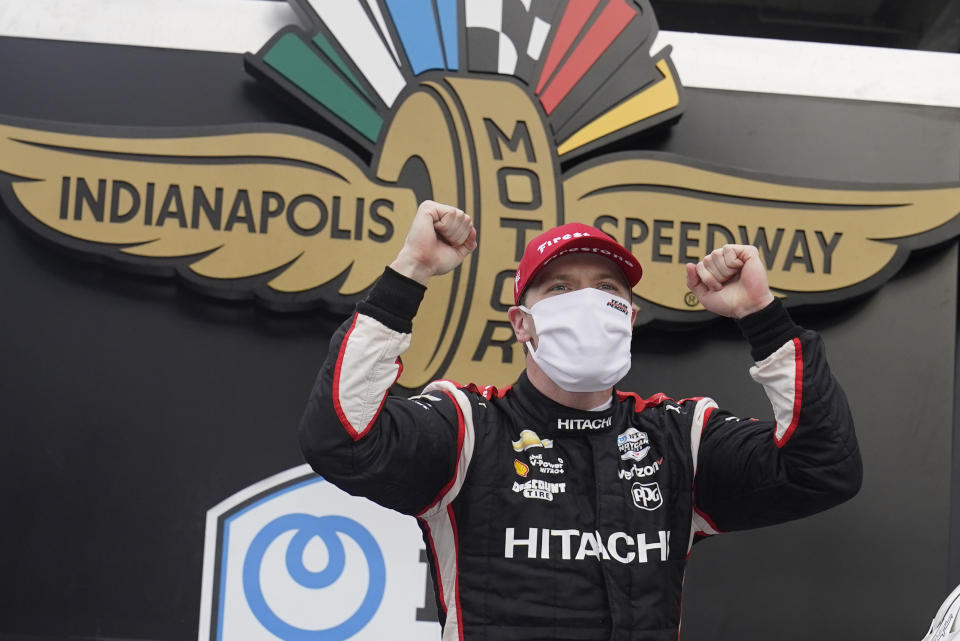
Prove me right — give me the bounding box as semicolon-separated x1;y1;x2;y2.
537;231;592;254
514;222;644;305
543;245;637;269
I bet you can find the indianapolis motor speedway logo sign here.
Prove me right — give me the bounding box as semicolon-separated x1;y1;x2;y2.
1;0;959;388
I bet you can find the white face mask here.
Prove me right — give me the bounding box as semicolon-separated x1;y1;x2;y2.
519;288;633;392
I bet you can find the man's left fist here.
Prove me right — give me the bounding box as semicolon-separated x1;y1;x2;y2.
684;244;775;319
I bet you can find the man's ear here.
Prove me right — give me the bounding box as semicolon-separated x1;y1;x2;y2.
507;306;534;344
631;302;639;327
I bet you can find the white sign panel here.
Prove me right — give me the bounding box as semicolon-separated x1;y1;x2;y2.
199;465;441;641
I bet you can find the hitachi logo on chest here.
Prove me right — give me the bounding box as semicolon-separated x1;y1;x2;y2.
557;416;612;430
504;527;670;564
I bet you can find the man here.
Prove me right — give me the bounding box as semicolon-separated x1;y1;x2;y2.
299;201;862;641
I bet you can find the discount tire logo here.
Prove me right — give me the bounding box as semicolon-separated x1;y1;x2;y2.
198;465;439;641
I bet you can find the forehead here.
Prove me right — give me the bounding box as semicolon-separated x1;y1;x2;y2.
530;253;628;287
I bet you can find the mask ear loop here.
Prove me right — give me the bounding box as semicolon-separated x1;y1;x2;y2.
516;306;538;356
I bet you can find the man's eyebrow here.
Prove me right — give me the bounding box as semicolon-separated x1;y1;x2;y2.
592;269;628;285
596;271;623;280
599;271;631;292
535;269;628;289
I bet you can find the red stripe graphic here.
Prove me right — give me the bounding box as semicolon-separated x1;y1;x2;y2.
356;357;403;441
535;0;601;94
332;314;403;442
421;524;447;614
776;338;804;448
417;390;466;516
448;504;465;641
694;504;722;534
700;406;714;438
615;390;676;413
538;0;636;113
332;314;360;440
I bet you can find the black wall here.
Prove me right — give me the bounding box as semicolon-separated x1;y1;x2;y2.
0;36;957;640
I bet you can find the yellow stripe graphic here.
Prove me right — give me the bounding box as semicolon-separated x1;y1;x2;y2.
557;59;680;156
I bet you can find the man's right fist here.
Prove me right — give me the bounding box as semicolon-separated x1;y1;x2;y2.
389;201;478;285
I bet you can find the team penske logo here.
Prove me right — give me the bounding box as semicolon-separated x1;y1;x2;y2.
606;299;630;315
512;430;553;452
504;527;670;564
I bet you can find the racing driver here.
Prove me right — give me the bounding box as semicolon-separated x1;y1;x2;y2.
299;200;862;641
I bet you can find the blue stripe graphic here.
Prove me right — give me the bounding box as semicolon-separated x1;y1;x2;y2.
386;0;445;74
436;0;459;70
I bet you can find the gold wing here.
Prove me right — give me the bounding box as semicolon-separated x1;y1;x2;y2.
0;120;416;303
563;154;960;315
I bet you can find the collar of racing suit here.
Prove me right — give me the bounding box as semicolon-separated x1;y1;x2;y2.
508;371;619;438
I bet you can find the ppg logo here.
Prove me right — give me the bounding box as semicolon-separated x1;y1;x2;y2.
199;465;440;641
631;482;663;511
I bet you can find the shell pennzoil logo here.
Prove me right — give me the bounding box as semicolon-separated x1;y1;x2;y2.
513;459;530;477
512;429;553;452
1;0;959;388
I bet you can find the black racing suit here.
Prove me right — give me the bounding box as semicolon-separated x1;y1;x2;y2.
299;267;862;641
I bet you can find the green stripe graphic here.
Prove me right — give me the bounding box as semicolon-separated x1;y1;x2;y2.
263;33;383;142
311;31;373;102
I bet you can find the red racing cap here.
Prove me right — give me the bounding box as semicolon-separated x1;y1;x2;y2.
514;223;643;304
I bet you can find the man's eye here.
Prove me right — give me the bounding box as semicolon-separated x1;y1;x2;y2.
598;282;616;290
549;284;568;292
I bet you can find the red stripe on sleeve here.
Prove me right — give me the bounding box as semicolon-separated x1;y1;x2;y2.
331;315;403;442
332;314;361;440
775;337;804;448
354;357;403;442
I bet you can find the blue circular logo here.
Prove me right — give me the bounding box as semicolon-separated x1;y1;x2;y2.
242;513;386;640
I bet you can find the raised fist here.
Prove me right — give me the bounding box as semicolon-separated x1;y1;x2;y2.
684;244;775;318
390;200;478;285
